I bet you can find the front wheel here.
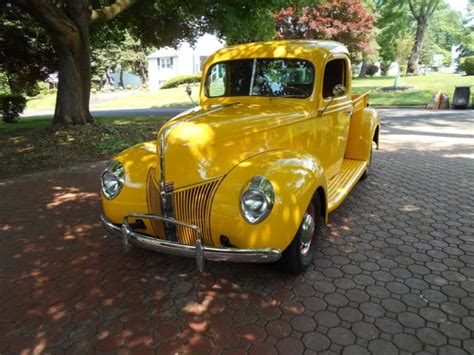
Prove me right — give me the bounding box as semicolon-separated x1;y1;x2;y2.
280;197;323;274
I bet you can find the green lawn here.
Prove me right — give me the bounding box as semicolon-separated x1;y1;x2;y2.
26;85;199;112
352;73;473;106
0;115;167;179
25;73;473;111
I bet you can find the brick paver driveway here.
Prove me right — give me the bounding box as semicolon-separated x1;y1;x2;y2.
1;109;473;354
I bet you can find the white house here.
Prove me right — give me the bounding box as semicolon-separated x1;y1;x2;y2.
147;34;224;91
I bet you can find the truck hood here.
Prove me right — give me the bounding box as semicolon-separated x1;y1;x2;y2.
158;101;311;189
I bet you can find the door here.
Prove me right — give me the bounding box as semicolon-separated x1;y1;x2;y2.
316;58;352;179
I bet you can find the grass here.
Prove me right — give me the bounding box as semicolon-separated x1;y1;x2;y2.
0;116;167;179
26;85;199;112
352;72;473;106
25;73;473;111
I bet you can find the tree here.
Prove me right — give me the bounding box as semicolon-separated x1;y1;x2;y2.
6;0;138;125
374;0;413;74
91;32;149;87
458;0;474;58
0;4;56;95
406;0;441;74
422;3;467;67
5;0;286;126
275;0;375;61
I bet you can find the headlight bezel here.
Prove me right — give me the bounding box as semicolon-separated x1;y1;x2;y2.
240;175;275;224
101;160;125;200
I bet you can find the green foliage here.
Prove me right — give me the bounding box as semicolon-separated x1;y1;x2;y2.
37;81;50;96
461;56;474;75
91;31;150;86
161;74;202;89
0;94;27;123
420;2;468;66
0;72;9;95
0;4;56;95
120;0;287;47
375;0;413;65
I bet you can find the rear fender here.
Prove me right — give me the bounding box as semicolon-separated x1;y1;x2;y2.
210;150;327;251
345;107;380;161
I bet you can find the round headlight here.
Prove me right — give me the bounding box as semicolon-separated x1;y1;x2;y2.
240;176;274;224
101;161;125;200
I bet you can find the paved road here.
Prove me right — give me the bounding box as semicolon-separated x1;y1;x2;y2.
22;107;191;119
1;109;473;354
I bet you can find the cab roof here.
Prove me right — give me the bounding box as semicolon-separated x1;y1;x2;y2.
208;40;349;63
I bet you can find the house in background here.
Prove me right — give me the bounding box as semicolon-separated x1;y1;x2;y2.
147;34;224;91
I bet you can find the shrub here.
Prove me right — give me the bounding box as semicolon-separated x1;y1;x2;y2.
161;74;201;89
91;88;97;94
127;84;132;90
1;94;27;123
399;64;408;75
366;64;379;77
461;56;474;75
38;81;49;95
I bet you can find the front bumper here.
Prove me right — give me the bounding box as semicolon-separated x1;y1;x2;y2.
100;214;281;271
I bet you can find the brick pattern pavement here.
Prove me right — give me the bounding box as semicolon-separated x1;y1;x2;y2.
0;109;473;354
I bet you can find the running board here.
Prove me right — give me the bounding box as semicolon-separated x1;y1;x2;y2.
327;159;367;213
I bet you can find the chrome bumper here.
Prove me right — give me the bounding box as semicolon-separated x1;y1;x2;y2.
100;214;281;271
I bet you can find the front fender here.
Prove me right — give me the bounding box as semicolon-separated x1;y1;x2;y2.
101;141;157;224
210;150;327;251
345;107;380;161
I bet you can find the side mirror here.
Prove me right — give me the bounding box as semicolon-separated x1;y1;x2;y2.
185;84;197;106
319;84;347;117
332;84;346;98
185;84;192;97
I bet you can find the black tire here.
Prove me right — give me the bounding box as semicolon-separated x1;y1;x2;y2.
280;196;323;274
360;144;373;181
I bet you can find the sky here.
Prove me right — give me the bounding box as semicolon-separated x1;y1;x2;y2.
445;0;468;13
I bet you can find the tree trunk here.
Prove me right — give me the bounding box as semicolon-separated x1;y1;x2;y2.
53;35;93;125
407;18;427;75
359;61;368;78
52;1;93;125
139;62;147;85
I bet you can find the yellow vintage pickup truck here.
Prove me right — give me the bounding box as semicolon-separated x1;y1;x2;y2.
100;40;380;274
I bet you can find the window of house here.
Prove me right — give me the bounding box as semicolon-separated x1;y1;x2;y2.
159;57;174;69
322;59;347;99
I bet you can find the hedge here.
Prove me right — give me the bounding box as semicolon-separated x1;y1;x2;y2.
1;94;27;123
366;64;379;77
161;74;201;89
461;56;474;75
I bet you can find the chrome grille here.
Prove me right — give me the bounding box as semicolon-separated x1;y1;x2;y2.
173;179;220;246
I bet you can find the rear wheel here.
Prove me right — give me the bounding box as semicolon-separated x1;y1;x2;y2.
280;197;323;274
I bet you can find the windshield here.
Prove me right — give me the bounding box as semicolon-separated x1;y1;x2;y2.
205;59;314;99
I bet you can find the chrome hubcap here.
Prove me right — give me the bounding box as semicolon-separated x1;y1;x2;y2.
300;212;315;255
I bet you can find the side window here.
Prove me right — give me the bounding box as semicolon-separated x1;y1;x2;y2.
322;59;347;99
206;63;227;97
